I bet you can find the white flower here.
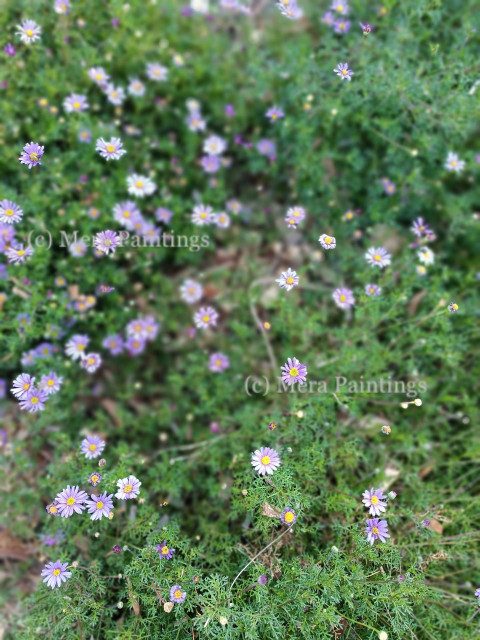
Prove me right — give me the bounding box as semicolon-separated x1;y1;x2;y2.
444;151;465;173
126;174;156;197
417;247;434;265
203;135;227;156
276;268;299;291
96;137;127;161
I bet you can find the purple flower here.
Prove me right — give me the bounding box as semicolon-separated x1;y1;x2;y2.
102;334;124;355
258;574;268;585
86;491;114;520
157;541;175;559
0;199;23;224
155;207;173;224
285;205;306;228
54;0;70;14
39;531;66;546
365;518;390;545
331;0;349;13
422;519;431;527
266;106;284;122
362;488;387;516
191;204;214;226
474;587;480;599
322;11;335;25
98;283;115;294
88;472;102;486
201;155;221;173
276;268;299;291
19;388;48;412
88;65;109;84
203;135;227;156
80;353;102;373
55;485;88;517
225;104;235;117
445;151;465;173
11;373;35;399
80;435;105;459
334;62;354;81
46;502;61;517
128;78;145;96
169;585;186;603
180;279;203;304
16;20;42;44
144;316;160;341
257;139;276;158
126;319;148;339
63;93;89;114
65;334;89;360
209;352;230;372
194;306;219;329
251;447;281;476
319;234;336;250
276;0;303;19
383;180;396;195
126;336;146;356
41;560;71;589
411;217;433;238
4;43;15;56
146;62;168;81
281;508;296;525
365;284;381;296
334;19;350;33
96;137;127;161
116;475;141;500
360;22;372;34
113;545;122;554
6;243;35;264
333;287;355;309
19;141;44;169
281;357;307;385
365;247;391;268
39;371;63;395
94;230;120;255
105;84;126;106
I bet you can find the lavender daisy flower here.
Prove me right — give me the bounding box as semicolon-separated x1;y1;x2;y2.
128;78;146;96
39;531;66;546
94;230;120;255
86;492;114;520
115;475;141;500
78;128;92;143
417;247;435;265
46;502;61;517
203;135;227;156
281;357;307;385
448;302;459;313
474;587;480;600
39;372;63;395
19;142;44;168
41;560;71;589
319;234;336;250
445;151;465;173
169;585;186;604
126;174;156;197
11;373;35;399
187;111;206;132
281;507;296;525
362;488;387;516
19;388;48;412
80;353;102;373
331;0;349;13
334;19;350;33
80;435;105;459
65;335;89;360
226;199;242;214
113;201;141;229
0;200;23;225
54;0;70;14
266;106;284;122
365;284;381;296
88;472;102;486
102;334;124;355
333;287;355;309
88;66;109;85
383;180;396;195
126;336;146;356
215;212;230;228
365;247;391;268
276;1;303;19
276;268;299;291
157;541;175;559
334;62;354;81
194;306;219;329
63;93;89;114
4;43;16;56
208;352;230;372
96;137;127;161
144;316;160;341
322;11;335;25
251;447;281;476
105;83;126;106
21;350;36;367
146;62;168;81
257;139;276;158
192;204;214;226
155;207;173;224
411;217;433;237
55;485;88;517
126;319;148;339
180;279;203;304
16;20;42;44
201;155;221;174
98;283;114;294
365;518;390;545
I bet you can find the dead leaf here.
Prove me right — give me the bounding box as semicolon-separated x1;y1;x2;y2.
262;503;281;518
68;284;80;300
428;519;443;535
99;398;121;426
0;531;35;560
126;577;141;616
419;463;435;479
408;290;427;315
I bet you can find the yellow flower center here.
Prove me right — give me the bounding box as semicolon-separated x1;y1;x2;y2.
339;22;345;28
215;360;222;367
387;185;394;192
104;239;112;246
324;236;332;244
124;484;133;493
22;383;30;390
78;344;85;350
106;145;115;153
123;211;131;218
374;254;381;261
87;358;95;365
135;181;143;188
340;295;346;302
174;590;182;599
30;396;38;404
67;497;76;506
96;74;103;80
203;315;210;323
264;322;271;329
289;367;299;377
286;277;294;284
341;69;348;75
29;153;38;162
89;444;97;451
284;511;294;523
452;304;458;310
91;475;99;483
47;379;54;386
96;501;104;509
372;526;379;535
73;102;81;110
5;209;14;216
26;29;34;36
49;505;58;513
371;496;379;505
161;546;169;555
451;160;457;167
53;569;61;576
337;4;343;10
261;455;271;465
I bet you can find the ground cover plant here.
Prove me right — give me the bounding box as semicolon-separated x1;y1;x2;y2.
0;0;480;638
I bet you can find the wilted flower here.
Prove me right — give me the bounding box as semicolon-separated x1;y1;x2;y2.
251;447;281;476
381;425;391;435
281;357;307;385
41;560;71;589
